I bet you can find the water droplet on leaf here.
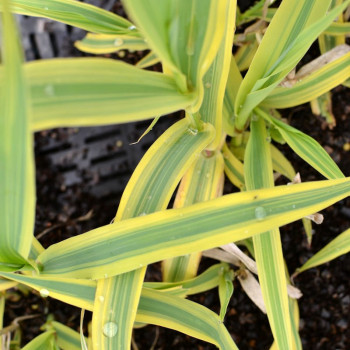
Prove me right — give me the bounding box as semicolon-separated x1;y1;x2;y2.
40;289;50;298
128;25;136;30
114;38;123;47
98;295;105;303
44;85;55;96
103;322;118;338
255;206;266;220
188;127;198;136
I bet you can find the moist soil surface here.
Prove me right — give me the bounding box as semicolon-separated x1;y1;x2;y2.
4;1;350;349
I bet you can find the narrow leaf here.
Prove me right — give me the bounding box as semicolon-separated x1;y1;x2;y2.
37;177;350;279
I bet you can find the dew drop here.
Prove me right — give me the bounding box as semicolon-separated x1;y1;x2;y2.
114;38;124;47
205;82;211;89
98;295;105;303
251;114;258;121
255;206;266;220
44;85;55;96
40;289;50;298
139;212;147;217
128;25;136;30
104;273;108;278
103;322;118;338
292;204;296;209
188;127;198;136
44;6;49;10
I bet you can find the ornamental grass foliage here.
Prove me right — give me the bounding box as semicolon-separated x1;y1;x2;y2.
0;0;350;349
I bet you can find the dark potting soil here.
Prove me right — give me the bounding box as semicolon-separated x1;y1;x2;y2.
4;1;350;349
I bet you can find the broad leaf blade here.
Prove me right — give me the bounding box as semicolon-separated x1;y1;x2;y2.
37;178;350;278
24;58;195;131
0;0;35;264
122;0;228;108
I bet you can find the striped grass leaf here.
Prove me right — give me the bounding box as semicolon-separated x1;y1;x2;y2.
136;288;238;350
145;263;229;296
92;273;144;350
222;143;245;190
50;321;82;350
29;238;45;260
296;227;350;274
0;272;96;310
93;119;215;350
136;51;159;69
262;49;350;108
122;0;228;108
256;108;344;179
162;150;224;282
0;278;17;292
324;21;350;35
75;33;148;55
244;116;294;349
0;265;228;309
23;58;195;131
7;0;134;35
270;144;296;181
22;330;56;350
310;91;336;127
36;177;350;279
318;0;346;54
0;272;237;349
223;58;243;136
0;0;35;266
234;0;350;130
198;0;236;149
0;294;4;350
218;268;234;321
234;38;259;72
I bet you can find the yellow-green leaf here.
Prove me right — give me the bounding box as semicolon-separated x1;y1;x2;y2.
296;227;350;274
37;177;350;279
51;321;82;350
0;0;35;265
23;58;195;131
93;118;215;350
222;143;245;190
75;33;148;55
262;50;350;109
257;108;344;179
244;116;294;350
6;0;134;35
22;331;56;350
199;0;236;149
162;150;224;281
235;0;350;129
136;288;238;350
123;0;228;109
